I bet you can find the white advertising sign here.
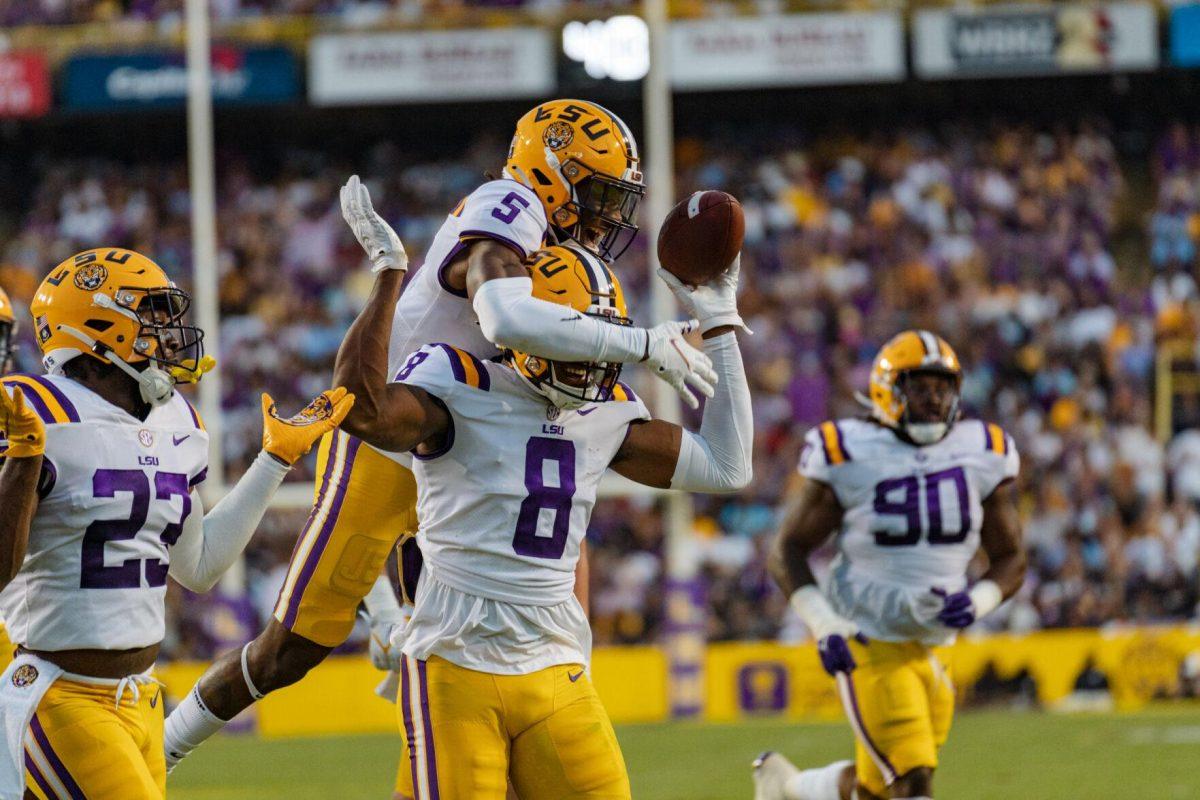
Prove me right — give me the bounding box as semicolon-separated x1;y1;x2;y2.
309;28;554;105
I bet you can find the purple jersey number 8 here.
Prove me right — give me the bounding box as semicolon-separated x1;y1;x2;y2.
491;191;531;225
512;437;577;559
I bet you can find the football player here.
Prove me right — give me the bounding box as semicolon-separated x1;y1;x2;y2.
753;331;1026;800
0;248;352;800
163;100;718;785
326;219;751;798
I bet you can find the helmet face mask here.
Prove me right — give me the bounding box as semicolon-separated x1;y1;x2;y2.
867;330;963;446
556;163;644;262
125;285;206;371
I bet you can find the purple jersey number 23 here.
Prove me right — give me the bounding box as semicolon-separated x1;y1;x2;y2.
491;191;530;225
512;437;577;559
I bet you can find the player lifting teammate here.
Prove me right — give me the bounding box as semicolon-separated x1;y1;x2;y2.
162;100;718;791
754;331;1026;800
0;248;351;799
325;191;751;797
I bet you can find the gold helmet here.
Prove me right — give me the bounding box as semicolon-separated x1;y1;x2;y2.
31;248;211;406
867;330;962;444
506;99;644;262
512;245;631;409
0;285;16;374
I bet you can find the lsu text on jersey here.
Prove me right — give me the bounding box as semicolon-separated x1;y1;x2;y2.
800;417;1019;796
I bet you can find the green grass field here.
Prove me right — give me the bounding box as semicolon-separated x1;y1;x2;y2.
169;708;1200;799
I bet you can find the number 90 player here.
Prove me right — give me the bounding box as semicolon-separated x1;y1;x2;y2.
163;100;719;779
755;331;1026;800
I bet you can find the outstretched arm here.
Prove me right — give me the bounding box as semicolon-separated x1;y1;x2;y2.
331;177;452;454
169;389;355;593
0;387;45;590
467;247;715;409
609;258;753;491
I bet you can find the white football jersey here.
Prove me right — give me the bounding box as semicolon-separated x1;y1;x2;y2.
0;374;208;652
395;343;649;672
386;178;547;379
800;417;1019;645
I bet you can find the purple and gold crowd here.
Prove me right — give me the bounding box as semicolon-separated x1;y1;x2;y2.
1;120;1198;657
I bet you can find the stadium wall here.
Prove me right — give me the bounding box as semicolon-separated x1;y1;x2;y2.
154;628;1200;737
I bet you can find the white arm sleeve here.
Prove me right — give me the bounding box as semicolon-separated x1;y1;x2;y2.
669;332;753;492
169;451;290;593
474;276;648;363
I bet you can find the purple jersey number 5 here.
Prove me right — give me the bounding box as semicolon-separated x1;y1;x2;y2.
512;437;577;559
491;192;531;225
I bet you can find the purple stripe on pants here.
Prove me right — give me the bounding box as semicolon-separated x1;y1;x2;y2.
26;750;59;800
400;656;421;797
30;714;85;800
282;432;362;629
417;659;441;799
274;430;340;619
844;675;897;783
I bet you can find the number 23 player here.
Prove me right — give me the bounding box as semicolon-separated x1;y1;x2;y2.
756;331;1026;800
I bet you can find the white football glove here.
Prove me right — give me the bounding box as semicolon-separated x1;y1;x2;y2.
364;604;412;673
642;320;717;411
340;174;408;273
657;254;750;335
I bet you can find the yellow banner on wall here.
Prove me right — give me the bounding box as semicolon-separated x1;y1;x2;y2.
154;625;1200;738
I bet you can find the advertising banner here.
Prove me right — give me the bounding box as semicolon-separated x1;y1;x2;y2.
669;12;904;90
63;46;299;109
1171;3;1200;66
0;53;51;118
914;3;1158;78
309;29;554;106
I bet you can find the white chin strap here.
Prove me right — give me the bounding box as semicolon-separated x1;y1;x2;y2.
905;422;948;445
57;324;175;407
541;383;588;411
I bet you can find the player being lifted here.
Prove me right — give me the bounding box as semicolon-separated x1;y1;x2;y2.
163;100;718;780
325;203;751;798
0;248;352;800
754;331;1026;800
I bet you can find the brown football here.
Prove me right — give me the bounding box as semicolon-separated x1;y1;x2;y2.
657;190;745;286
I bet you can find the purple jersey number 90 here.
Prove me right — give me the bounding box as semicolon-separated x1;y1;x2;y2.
512;437;577;559
491;191;531;225
872;466;970;547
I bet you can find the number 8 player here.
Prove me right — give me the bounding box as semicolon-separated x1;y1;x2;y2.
755;331;1026;800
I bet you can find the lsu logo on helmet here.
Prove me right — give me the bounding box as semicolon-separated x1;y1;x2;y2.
507;99;644;262
511;245;630;409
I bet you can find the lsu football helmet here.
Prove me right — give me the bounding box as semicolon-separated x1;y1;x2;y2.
31;248;211;406
0;285;16;374
867;330;962;445
506;99;644;262
511;245;630;409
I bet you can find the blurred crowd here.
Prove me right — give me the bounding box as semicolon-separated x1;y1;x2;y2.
2;119;1199;659
0;0;636;26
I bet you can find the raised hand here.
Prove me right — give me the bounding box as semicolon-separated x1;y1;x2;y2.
657;254;751;335
261;387;356;465
340;175;408;273
0;386;46;459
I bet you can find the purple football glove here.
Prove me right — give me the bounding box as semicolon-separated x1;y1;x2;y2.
817;633;867;676
932;587;976;629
